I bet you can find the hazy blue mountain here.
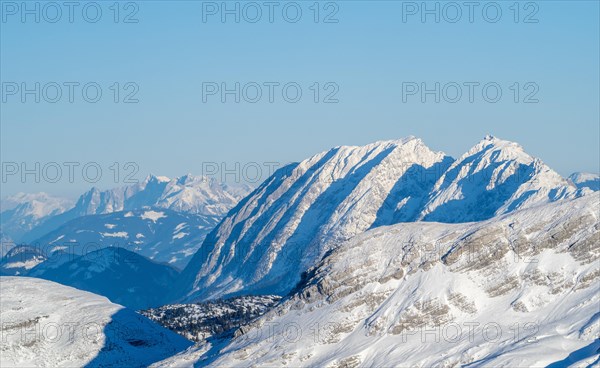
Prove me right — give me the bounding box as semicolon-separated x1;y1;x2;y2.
29;247;180;309
0;192;73;243
29;207;219;269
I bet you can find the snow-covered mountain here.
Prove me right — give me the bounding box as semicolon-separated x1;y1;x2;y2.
27;247;180;309
570;172;600;191
417;135;579;222
69;174;252;217
176;136;582;301
160;194;599;367
18;174;252;243
29;207;220;269
0;192;73;243
0;192;73;216
0;277;192;367
3;135;597;367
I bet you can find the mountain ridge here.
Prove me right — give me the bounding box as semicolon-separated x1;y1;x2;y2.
176;135;589;302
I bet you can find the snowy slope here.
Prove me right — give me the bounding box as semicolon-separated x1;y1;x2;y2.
0;277;192;367
0;192;73;243
29;207;219;269
20;175;251;243
161;195;599;368
176;136;582;302
27;247;180;309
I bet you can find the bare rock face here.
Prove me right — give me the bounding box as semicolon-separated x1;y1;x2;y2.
190;195;599;368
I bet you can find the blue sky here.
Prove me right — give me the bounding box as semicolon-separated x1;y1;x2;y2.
1;0;599;197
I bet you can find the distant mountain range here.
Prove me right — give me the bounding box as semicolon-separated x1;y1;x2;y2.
0;192;74;247
175;136;595;301
0;174;253;308
28;207;220;269
1;174;252;244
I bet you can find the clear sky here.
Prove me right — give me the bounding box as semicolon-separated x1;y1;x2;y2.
1;0;599;198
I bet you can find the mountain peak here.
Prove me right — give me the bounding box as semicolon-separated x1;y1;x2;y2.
367;135;423;148
478;134;518;147
176;173;213;186
144;174;171;184
465;135;532;165
331;136;423;152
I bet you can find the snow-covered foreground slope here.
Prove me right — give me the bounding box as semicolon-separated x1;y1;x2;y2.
160;195;599;367
19;174;251;243
29;207;219;269
0;277;192;367
177;136;582;302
